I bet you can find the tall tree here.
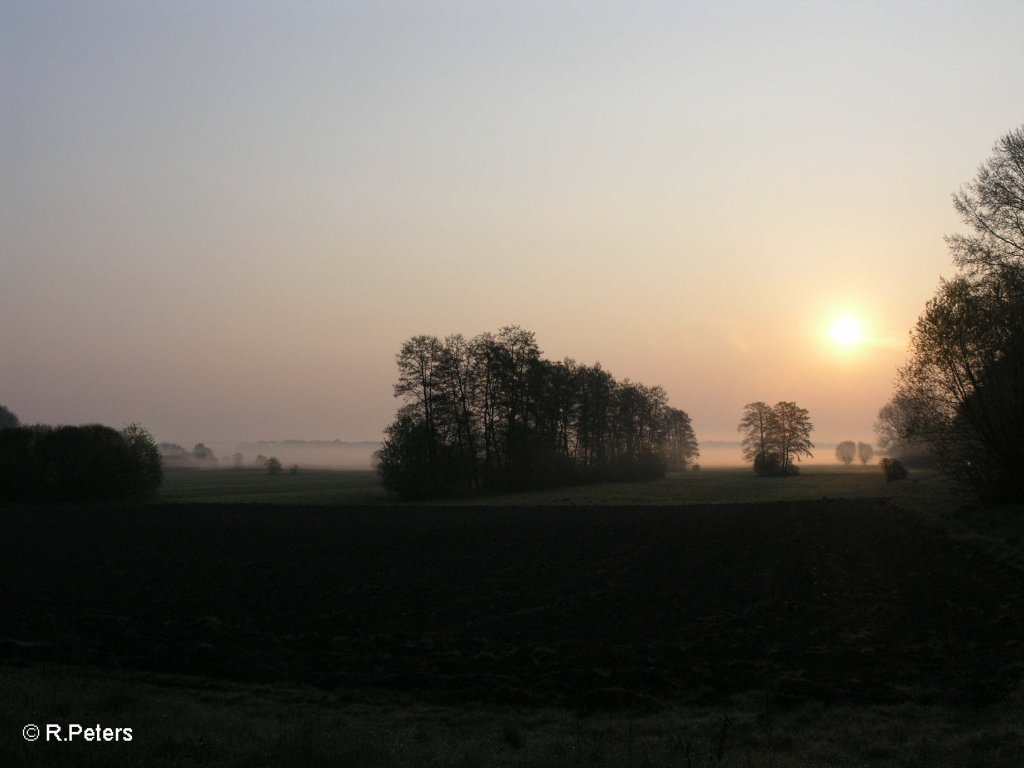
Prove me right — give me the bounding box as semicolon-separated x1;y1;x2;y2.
947;126;1024;280
737;402;775;464
771;401;814;472
394;335;444;438
661;407;700;470
892;126;1024;501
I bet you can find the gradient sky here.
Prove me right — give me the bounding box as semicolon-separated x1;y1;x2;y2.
3;1;1023;450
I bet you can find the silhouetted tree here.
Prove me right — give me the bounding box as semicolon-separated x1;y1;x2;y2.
265;457;282;475
376;406;449;499
947;125;1024;281
857;441;873;465
121;423;163;497
0;404;19;430
874;397;933;468
661;407;700;471
835;440;856;465
896;275;1024;500
890;127;1024;501
738;401;813;476
772;401;814;473
738;402;775;466
378;327;698;499
0;423;163;501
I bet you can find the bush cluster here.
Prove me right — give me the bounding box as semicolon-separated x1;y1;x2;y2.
0;423;162;502
753;452;800;477
879;457;909;482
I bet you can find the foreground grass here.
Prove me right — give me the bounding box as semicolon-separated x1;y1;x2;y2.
449;464;957;508
3;665;1022;767
158;467;389;504
159;464;953;508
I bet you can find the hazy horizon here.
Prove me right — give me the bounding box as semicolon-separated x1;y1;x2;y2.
4;1;1023;450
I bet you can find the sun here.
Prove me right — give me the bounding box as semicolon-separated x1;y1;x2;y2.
828;315;864;348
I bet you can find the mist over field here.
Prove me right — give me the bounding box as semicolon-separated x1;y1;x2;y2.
234;440;380;469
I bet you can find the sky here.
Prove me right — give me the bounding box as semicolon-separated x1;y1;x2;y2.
2;1;1023;454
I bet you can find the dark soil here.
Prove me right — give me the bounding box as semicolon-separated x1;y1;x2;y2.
2;500;1022;708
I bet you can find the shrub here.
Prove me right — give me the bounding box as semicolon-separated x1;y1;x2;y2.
265;457;283;475
121;423;163;497
879;457;909;481
753;452;800;477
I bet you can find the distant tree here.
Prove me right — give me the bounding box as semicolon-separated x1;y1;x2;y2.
158;442;187;459
193;443;215;462
0;404;19;430
738;401;813;476
255;454;267;467
288;464;299;474
232;452;244;468
874;397;933;467
835;440;856;465
265;457;282;475
857;442;873;465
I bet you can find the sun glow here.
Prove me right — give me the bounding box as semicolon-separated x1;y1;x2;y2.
828;315;865;348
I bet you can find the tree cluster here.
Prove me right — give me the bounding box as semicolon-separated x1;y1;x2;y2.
835;440;873;465
0;423;163;502
737;401;814;476
377;326;699;499
891;125;1024;502
158;442;219;467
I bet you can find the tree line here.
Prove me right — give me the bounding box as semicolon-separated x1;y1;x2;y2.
376;326;699;499
0;416;162;502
